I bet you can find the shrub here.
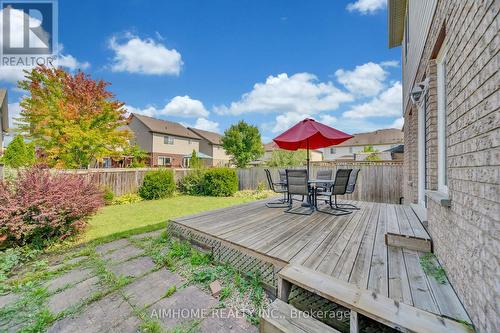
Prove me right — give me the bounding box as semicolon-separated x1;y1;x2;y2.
112;193;143;205
0;167;103;247
178;169;205;195
139;169;176;200
201;168;238;197
102;186;114;205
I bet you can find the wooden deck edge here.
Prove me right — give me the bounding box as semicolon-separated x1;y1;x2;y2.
169;220;289;268
384;232;432;252
278;264;474;333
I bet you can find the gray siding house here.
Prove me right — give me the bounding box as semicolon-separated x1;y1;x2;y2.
389;0;499;332
0;90;8;153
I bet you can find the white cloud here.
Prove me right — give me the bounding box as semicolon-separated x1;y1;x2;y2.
108;34;182;75
214;73;353;115
58;53;90;71
126;96;208;118
335;62;388;97
390;117;404;129
7;102;22;130
270;112;338;133
163;96;208;118
346;0;386;14
191;118;220;132
342;81;402;119
380;60;399;68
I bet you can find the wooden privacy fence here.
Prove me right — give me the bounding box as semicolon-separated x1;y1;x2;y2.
238;162;403;204
3;162;403;203
57;168;191;196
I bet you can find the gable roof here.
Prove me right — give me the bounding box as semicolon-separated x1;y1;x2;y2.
0;89;8;132
130;113;200;140
188;127;223;145
333;128;403;147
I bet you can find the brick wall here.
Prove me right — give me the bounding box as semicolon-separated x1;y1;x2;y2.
150;152;185;168
402;1;499;332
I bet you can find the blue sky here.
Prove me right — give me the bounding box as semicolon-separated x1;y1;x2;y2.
1;0;402;144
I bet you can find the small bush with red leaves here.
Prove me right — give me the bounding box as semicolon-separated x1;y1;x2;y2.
0;167;104;247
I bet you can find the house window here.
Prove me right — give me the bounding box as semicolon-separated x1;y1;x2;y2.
164;136;174;145
349;147;353;153
436;43;448;194
158;156;171;166
330;147;336;154
103;158;111;168
183;157;190;168
188;139;191;144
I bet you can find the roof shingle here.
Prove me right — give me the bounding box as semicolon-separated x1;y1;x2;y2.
130;113;201;140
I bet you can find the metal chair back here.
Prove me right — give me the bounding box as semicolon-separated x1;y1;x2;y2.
286;169;309;196
316;169;333;189
346;169;360;194
264;169;275;192
278;169;287;182
332;169;352;195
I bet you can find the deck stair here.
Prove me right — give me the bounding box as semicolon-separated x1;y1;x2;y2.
260;299;340;333
277;264;473;333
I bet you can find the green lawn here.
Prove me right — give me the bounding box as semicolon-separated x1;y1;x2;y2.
83;195;261;242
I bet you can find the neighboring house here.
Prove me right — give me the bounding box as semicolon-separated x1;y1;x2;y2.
0;89;8;155
389;1;498;332
127;113;202;168
322;128;403;160
188;127;232;167
262;141;323;162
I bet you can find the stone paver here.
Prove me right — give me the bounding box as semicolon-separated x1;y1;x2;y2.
95;239;130;255
199;315;259;333
130;230;163;240
0;293;20;308
46;267;94;293
122;268;182;308
47;293;140;333
48;276;101;314
101;244;144;263
108;256;155;278
66;256;88;265
148;285;217;330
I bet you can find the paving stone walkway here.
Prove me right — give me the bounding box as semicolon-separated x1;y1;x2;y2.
1;232;258;333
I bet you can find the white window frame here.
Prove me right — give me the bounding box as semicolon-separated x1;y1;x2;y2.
157;156;171;166
436;43;448;194
330;147;336;154
164;136;174;145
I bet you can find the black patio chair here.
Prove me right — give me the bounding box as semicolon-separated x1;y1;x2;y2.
315;169;352;216
336;168;360;210
278;169;287;183
285;169;314;215
315;169;333;192
264;169;288;208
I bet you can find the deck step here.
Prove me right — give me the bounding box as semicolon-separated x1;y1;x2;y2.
260;299;340;333
277;264;473;333
384;232;432;252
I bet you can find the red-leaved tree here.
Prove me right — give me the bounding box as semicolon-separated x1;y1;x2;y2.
0;167;104;247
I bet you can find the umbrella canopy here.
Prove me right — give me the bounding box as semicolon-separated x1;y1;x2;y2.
273;118;353;176
273;118;353;151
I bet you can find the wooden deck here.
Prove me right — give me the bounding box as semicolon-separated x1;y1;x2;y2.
170;199;471;328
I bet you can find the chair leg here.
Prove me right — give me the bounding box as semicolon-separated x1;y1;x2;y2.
317;195;352;216
266;192;289;208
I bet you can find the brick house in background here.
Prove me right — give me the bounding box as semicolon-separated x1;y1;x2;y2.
321;128;403;161
188;127;232;166
0;89;8;154
127;113;202;167
389;1;499;332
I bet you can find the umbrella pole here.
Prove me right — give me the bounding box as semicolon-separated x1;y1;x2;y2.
307;139;310;176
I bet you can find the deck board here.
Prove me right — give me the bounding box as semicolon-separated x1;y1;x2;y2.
171;199;471;325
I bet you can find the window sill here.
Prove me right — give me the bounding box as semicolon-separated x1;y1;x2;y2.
426;190;451;207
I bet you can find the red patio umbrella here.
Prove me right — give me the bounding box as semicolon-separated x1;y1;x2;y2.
273;118;353;174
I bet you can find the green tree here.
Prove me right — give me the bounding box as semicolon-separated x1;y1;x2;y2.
17;66;130;169
123;144;149;167
362;145;379;153
221;121;264;168
266;149;306;167
190;150;203;169
362;145;381;161
1;135;35;168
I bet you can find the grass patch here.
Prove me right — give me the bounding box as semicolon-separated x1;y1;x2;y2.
83;194;261;242
420;253;447;284
164;285;177;298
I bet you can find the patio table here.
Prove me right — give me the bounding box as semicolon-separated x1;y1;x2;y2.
308;179;334;209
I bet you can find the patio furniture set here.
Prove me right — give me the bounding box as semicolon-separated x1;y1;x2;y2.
265;168;360;216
